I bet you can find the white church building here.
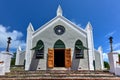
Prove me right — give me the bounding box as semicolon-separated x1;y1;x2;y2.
15;6;104;71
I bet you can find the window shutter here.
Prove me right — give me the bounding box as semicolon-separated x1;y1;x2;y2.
65;48;71;68
48;48;54;68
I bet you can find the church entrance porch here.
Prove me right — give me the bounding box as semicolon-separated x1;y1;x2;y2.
54;49;65;67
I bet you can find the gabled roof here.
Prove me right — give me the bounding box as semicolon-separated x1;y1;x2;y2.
33;15;87;37
32;5;87;37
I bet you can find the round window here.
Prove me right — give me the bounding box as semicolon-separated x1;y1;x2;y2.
54;25;65;35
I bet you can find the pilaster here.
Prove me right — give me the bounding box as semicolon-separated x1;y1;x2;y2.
98;46;104;70
15;46;22;65
85;22;95;70
25;23;34;70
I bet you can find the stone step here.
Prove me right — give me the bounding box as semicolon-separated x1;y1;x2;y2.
4;73;114;77
9;70;110;74
6;71;112;75
5;73;113;77
0;76;120;79
5;72;114;77
1;70;120;80
0;76;120;80
0;74;116;79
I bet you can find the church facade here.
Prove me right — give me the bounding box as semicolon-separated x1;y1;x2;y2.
15;6;104;71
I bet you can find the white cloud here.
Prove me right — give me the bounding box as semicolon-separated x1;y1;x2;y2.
71;19;82;27
103;53;108;62
113;43;120;50
0;25;26;50
114;49;120;53
105;31;116;37
107;43;120;51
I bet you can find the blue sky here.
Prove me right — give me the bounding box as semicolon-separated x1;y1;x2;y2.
0;0;120;61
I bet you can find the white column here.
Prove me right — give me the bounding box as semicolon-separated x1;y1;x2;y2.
15;46;21;65
0;52;12;75
108;52;120;76
0;64;5;75
98;46;104;70
25;23;34;70
0;53;5;75
85;22;95;70
108;52;118;73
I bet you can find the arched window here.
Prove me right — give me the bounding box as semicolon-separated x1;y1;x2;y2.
31;40;44;59
54;40;65;49
75;40;84;59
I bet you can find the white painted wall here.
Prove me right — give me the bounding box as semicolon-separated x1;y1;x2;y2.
115;66;120;76
0;53;5;75
29;17;89;70
0;52;12;75
108;52;118;73
25;17;103;71
98;46;104;70
0;64;4;75
25;6;102;71
15;51;25;65
94;49;101;70
108;52;120;76
15;46;21;65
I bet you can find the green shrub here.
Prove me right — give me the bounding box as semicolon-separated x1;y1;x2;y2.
10;52;16;66
118;54;120;62
11;58;16;66
104;61;110;70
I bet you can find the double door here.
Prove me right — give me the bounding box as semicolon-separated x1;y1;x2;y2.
48;48;71;68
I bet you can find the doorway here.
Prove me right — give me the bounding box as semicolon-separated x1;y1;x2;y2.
54;49;65;67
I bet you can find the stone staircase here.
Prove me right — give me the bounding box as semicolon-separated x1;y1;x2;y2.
0;67;120;80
